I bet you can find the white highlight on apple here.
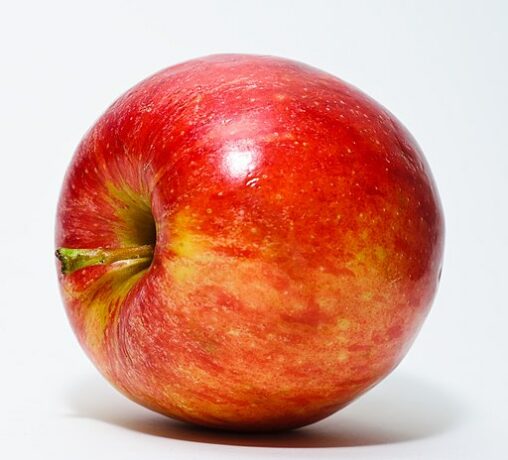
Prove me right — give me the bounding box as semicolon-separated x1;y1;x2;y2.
222;141;258;180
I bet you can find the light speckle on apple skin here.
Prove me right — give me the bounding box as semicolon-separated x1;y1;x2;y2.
56;54;444;431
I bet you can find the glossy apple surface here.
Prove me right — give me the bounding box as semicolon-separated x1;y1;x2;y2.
56;54;444;431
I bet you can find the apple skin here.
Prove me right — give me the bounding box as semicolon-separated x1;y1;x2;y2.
56;54;444;431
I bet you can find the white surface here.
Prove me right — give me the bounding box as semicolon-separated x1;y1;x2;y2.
1;1;507;458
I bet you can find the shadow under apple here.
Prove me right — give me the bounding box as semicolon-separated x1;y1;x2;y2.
64;371;465;448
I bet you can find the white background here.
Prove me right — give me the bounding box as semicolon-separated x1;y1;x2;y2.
1;1;507;459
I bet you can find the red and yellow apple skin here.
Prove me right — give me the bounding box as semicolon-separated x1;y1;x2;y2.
56;55;444;431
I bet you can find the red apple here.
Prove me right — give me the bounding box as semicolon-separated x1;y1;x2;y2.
56;54;444;431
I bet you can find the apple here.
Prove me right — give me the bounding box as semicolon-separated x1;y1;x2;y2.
55;54;444;431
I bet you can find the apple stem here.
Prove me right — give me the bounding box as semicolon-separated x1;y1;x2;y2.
55;245;154;275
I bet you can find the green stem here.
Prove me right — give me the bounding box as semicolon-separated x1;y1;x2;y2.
55;245;154;275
